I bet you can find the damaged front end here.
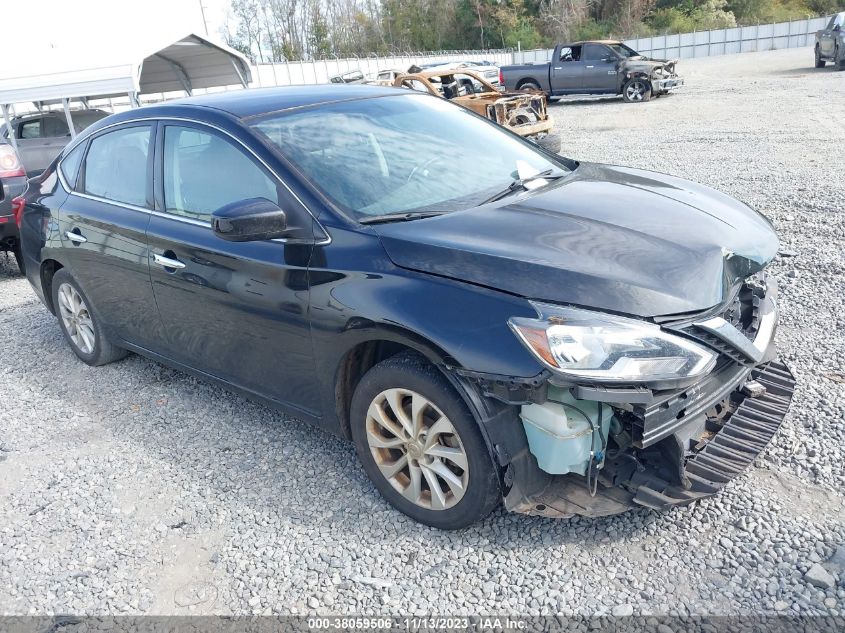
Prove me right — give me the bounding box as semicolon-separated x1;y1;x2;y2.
625;58;685;94
393;69;556;149
454;273;794;518
485;93;553;139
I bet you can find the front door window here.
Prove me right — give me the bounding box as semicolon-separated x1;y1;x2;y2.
162;125;279;222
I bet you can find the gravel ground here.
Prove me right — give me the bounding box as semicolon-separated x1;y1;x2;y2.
1;46;844;618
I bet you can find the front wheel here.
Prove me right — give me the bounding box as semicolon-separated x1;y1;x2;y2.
815;46;826;68
350;353;501;529
623;77;652;103
51;269;128;366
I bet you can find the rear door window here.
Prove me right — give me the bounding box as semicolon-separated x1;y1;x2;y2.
60;142;86;189
162;125;278;222
582;44;611;61
82;125;152;207
19;119;43;139
42;116;70;138
559;46;582;62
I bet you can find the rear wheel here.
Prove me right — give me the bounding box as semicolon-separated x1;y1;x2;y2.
815;46;826;68
836;45;844;71
51;269;128;366
623;77;652;103
350;352;500;529
518;80;541;92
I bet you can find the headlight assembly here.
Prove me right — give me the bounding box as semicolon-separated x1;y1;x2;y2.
509;303;716;386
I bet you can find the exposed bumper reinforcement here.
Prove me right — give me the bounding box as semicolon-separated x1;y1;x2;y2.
631;360;795;510
504;360;795;518
653;77;684;91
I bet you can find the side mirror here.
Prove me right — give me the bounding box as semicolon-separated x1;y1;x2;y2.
212;198;287;242
834;24;841;32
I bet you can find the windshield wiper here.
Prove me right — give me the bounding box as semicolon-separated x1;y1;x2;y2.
359;211;447;225
480;169;566;205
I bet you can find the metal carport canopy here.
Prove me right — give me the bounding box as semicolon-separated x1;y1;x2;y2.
0;33;252;148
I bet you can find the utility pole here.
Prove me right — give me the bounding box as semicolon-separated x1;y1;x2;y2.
198;0;209;36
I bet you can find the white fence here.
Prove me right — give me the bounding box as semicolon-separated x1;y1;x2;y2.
512;15;831;64
252;51;512;87
242;14;832;87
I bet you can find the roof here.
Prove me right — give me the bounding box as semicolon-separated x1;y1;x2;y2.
569;40;624;46
0;33;251;106
165;84;406;119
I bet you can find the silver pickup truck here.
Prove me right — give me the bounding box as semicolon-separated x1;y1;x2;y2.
501;40;684;103
815;12;845;69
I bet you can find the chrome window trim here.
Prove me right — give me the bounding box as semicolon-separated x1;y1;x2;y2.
63;189;153;216
55;115;331;246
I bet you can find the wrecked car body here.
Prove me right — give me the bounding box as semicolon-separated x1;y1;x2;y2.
329;69;366;84
394;69;560;153
21;86;791;529
376;160;794;519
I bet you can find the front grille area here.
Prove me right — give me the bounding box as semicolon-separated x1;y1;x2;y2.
655;272;771;367
684;273;766;349
626;272;776;447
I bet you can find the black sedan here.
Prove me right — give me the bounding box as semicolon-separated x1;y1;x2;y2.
19;85;794;529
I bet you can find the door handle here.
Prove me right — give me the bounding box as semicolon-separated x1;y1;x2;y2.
553;66;562;70
65;231;87;243
586;65;595;68
153;253;186;270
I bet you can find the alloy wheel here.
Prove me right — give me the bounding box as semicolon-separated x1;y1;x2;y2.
365;388;469;511
626;80;647;101
57;283;96;355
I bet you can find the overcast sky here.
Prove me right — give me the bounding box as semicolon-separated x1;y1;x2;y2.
3;0;231;56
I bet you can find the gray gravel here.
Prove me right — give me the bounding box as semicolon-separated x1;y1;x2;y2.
1;47;844;617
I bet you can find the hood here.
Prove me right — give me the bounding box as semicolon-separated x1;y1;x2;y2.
623;58;677;74
374;163;779;318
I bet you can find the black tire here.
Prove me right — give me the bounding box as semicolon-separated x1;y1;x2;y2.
518;80;541;92
350;352;500;529
51;268;128;366
836;46;844;71
815;46;826;68
622;77;652;103
535;132;562;154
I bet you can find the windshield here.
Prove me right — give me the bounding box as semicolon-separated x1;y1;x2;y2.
250;93;567;220
609;44;642;58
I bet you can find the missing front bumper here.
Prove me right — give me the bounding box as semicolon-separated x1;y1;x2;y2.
503;360;795;518
630;360;794;510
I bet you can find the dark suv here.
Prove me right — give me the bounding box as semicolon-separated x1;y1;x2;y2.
19;86;793;529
